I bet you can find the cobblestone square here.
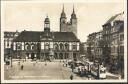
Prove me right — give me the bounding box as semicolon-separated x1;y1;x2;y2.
4;60;89;80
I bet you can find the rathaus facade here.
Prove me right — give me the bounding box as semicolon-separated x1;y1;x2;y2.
6;6;80;61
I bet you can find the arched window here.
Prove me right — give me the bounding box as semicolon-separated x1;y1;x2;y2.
54;43;59;50
60;43;64;50
31;45;35;50
37;43;40;50
65;43;69;50
45;43;49;50
25;44;30;50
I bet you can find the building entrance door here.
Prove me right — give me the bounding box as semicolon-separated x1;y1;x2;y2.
45;53;50;60
73;53;77;61
54;53;57;59
31;53;34;59
60;53;63;59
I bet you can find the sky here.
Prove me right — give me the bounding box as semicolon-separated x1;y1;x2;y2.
1;0;125;42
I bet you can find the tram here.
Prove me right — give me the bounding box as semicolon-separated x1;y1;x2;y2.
90;64;107;79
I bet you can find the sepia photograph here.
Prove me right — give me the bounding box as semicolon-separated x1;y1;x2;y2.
1;0;127;83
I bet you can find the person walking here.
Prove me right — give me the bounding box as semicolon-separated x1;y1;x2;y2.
81;68;83;77
78;68;80;75
70;74;73;80
45;61;47;66
71;64;74;72
66;63;67;67
84;68;86;75
21;65;24;70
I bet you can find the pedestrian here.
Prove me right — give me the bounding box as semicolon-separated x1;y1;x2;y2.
84;68;86;75
45;62;47;66
21;65;24;70
70;74;73;80
81;68;83;77
78;68;80;75
6;65;8;70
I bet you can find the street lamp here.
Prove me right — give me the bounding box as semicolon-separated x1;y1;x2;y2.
45;53;47;66
10;56;12;67
10;44;13;67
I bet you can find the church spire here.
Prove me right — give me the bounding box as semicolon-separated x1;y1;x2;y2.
73;4;75;14
71;5;76;19
62;4;64;13
61;4;66;18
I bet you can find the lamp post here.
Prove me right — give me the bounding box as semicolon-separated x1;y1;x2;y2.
10;44;13;67
10;55;12;67
45;53;47;65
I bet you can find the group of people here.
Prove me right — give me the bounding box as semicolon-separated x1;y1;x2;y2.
77;67;87;77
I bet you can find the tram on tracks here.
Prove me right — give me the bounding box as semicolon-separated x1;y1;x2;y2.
90;63;107;79
84;60;107;79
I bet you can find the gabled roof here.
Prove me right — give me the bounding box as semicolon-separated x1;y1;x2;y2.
4;31;20;38
104;12;124;25
13;31;42;42
13;31;80;42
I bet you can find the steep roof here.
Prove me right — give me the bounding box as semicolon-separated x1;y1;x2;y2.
13;31;41;42
13;31;80;42
53;32;79;41
105;12;124;25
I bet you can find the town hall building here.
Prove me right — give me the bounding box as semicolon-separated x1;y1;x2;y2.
9;6;80;61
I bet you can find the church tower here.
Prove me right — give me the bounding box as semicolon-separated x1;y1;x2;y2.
60;5;67;32
60;5;77;37
70;5;77;36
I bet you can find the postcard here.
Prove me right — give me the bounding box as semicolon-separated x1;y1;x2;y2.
1;0;127;83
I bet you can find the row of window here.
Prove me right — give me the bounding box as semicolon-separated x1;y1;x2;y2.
111;46;124;53
95;48;102;53
15;44;78;51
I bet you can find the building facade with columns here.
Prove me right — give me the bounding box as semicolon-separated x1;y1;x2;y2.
12;16;80;61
